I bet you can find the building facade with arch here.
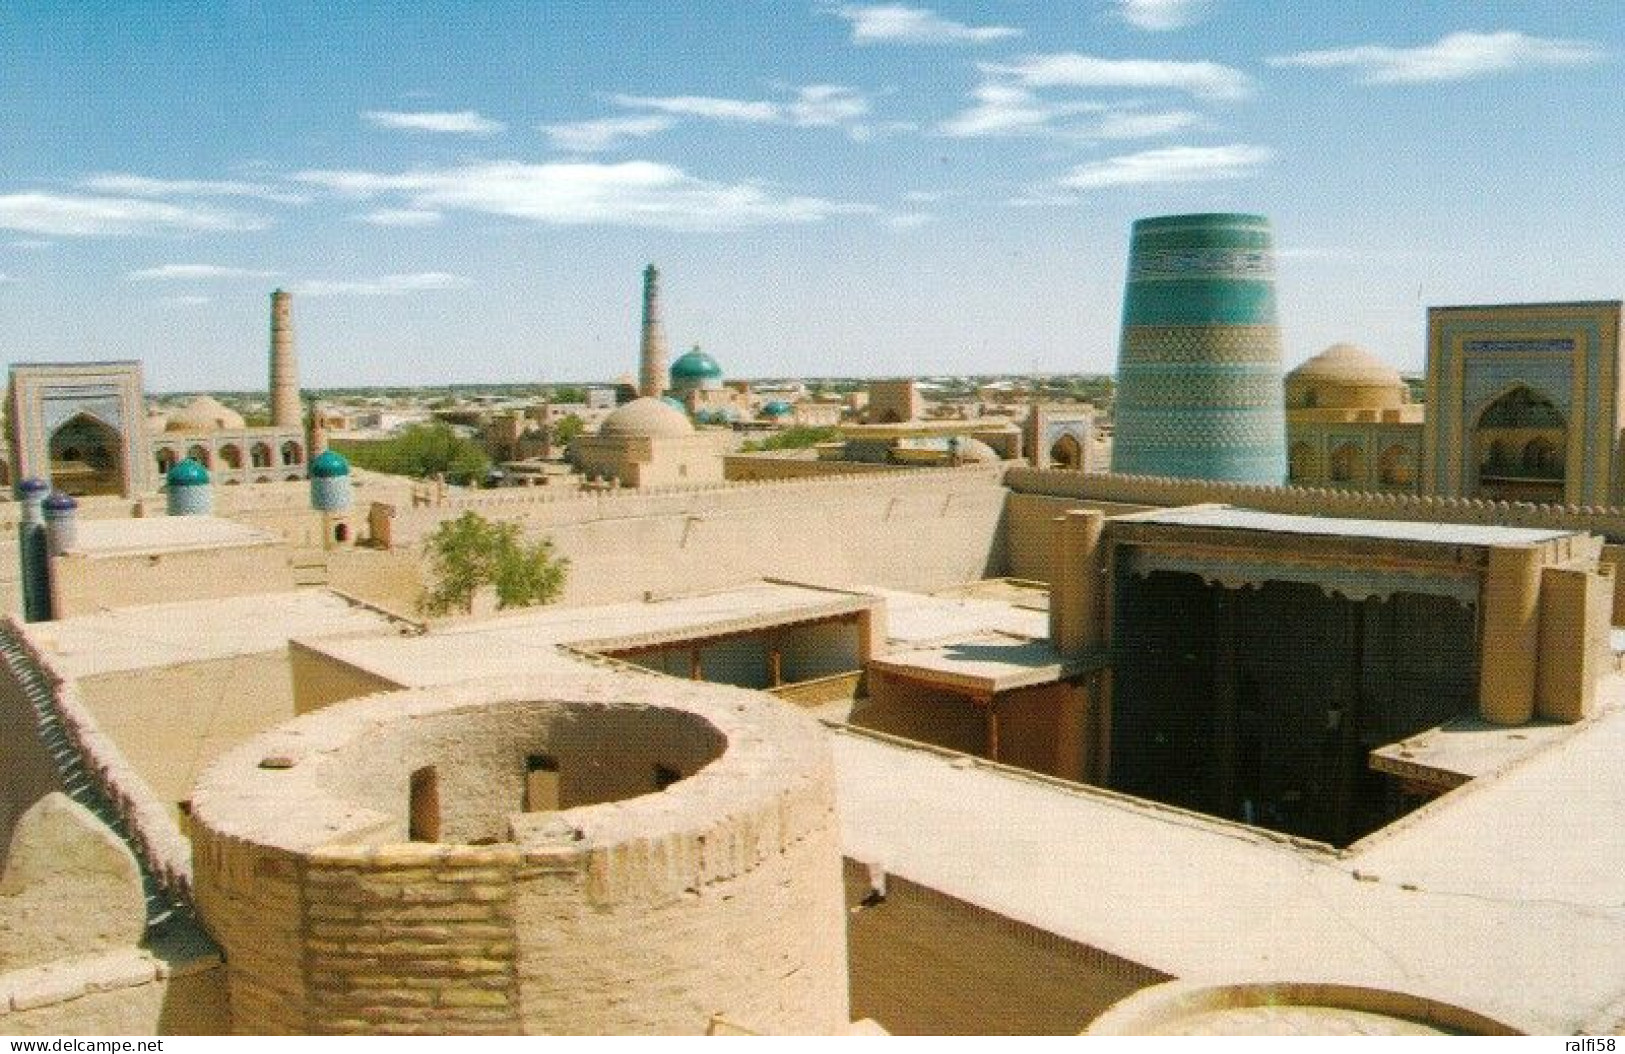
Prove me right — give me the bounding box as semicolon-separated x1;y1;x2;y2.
5;362;154;498
1422;302;1622;506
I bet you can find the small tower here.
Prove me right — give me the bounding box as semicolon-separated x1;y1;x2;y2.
16;477;50;622
638;264;669;399
42;491;78;557
269;289;301;430
166;458;213;517
310;449;353;547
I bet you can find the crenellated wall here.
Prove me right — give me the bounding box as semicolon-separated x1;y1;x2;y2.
1004;467;1625;543
370;466;1009;604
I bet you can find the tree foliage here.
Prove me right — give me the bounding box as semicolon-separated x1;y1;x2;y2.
739;426;839;452
419;511;568;616
551;413;586;446
334;423;490;484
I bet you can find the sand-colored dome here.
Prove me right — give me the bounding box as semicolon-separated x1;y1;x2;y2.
165;395;245;433
1286;344;1407;411
599;396;695;439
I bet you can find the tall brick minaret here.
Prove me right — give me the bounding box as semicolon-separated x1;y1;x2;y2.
269;288;301;429
638;264;669;398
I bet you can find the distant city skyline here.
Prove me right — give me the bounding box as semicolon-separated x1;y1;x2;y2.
2;1;1621;390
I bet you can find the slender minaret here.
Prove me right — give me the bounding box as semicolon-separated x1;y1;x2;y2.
637;264;669;398
269;288;301;429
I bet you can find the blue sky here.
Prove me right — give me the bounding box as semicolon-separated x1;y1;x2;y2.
2;1;1621;391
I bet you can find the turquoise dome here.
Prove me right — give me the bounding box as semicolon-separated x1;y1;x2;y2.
762;400;792;417
670;346;723;381
310;450;351;478
660;395;688;412
167;458;210;486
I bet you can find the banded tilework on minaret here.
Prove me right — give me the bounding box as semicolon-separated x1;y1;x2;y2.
1111;214;1288;484
269;288;300;429
638;264;669;398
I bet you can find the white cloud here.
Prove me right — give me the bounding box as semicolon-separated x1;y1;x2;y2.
0;273;13;284
788;85;870;126
1116;0;1213;31
835;4;1020;44
939;83;1100;137
1270;30;1606;84
1057;143;1271;189
991;53;1254;101
82;173;305;204
295;161;858;231
0;192;268;236
609;94;781;123
1094;109;1202;139
606;86;871;131
884;212;935;228
127;264;280;281
157;295;211;306
362;109;506;134
940;79;1200;140
543;115;676;153
293;272;473;297
358;208;444;227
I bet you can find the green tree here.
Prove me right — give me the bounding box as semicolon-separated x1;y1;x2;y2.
334;423;490;484
740;425;839;452
419;511;569;616
551;413;585;446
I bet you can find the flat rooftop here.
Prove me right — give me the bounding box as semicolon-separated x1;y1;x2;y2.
26;590;402;678
1368;716;1574;790
307;580;878;688
869;632;1102;696
832;686;1625;1034
66;516;280;557
1112;505;1576;548
865;586;1048;646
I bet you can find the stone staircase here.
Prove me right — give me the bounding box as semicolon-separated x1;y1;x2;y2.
0;626;187;932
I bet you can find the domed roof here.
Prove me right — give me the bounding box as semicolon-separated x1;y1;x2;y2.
659;395;688;412
761;400;792;417
310;450;351;478
599;397;695;439
167;458;210;486
1288;343;1403;388
670;346;723;380
165;395;245;433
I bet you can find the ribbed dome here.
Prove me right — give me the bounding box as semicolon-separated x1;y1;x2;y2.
165;395;245;432
167;458;211;486
599;397;695;439
670;346;723;380
1288;344;1403;388
761;400;792;417
310;450;351;478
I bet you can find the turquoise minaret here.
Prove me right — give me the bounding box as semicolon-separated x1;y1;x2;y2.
1110;213;1288;484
